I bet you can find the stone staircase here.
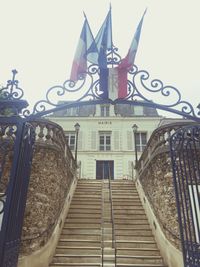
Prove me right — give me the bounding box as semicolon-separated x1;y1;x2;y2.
49;179;167;267
112;180;167;267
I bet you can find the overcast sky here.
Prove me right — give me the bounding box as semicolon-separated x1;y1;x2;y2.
0;0;199;117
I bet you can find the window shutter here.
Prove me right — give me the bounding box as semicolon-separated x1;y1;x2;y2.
91;131;96;150
114;131;120;150
127;131;133;150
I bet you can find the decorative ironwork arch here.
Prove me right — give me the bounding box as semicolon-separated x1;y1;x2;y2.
0;59;200;267
1;63;200;122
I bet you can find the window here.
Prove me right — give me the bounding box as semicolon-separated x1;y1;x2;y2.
135;132;147;152
100;105;110;117
65;132;76;150
65;107;79;116
99;132;111;151
134;106;143;116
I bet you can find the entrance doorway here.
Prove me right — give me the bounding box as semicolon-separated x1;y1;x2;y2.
96;160;114;180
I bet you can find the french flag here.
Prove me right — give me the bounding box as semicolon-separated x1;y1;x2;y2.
116;9;147;99
70;15;95;81
87;7;113;99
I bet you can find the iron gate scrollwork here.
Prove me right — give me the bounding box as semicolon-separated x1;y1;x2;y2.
170;125;200;267
0;22;200;265
0;119;35;267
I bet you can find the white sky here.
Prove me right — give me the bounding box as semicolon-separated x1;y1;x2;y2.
0;0;200;117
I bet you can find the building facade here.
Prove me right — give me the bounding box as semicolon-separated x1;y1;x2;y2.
49;102;162;180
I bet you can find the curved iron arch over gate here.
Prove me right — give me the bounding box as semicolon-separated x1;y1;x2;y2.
0;55;200;266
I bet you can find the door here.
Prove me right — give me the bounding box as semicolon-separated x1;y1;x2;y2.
96;160;114;180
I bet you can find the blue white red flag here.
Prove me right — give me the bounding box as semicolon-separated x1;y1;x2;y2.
119;9;146;70
87;7;113;68
70;16;95;81
116;9;147;98
87;7;113;99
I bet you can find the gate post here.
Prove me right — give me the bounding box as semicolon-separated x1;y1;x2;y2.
0;70;35;266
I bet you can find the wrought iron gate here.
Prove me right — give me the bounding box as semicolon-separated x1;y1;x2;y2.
170;125;200;267
0;32;200;265
0;119;35;266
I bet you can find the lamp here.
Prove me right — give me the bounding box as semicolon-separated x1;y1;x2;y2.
74;122;80;165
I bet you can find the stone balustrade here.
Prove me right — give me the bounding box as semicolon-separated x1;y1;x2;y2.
136;121;196;249
19;119;76;255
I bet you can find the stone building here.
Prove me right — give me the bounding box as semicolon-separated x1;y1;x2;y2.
49;101;162;179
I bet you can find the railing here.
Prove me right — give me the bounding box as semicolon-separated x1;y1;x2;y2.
136;121;196;248
101;176;104;267
30;119;76;172
137;121;196;176
108;168;117;267
20;119;77;254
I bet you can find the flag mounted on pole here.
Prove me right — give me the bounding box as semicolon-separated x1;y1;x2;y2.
117;9;147;98
87;6;113;99
119;9;146;69
70;14;95;81
87;6;113;68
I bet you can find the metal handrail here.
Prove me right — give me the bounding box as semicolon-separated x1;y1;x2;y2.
108;166;117;267
101;176;104;267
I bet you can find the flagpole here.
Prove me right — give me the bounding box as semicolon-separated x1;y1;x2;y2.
109;4;114;68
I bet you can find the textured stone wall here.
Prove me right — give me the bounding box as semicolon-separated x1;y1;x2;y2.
139;150;181;249
0;120;76;257
20;143;75;255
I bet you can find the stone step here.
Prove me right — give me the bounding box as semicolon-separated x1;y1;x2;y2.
50;264;101;267
116;240;157;249
114;210;145;215
113;206;144;209
67;213;101;218
112;200;141;204
75;188;102;191
75;187;102;191
111;187;136;190
113;202;142;206
114;214;147;220
116;264;167;267
112;196;140;199
65;218;102;223
71;200;102;204
115;225;151;230
70;204;101;209
69;209;101;214
116;235;155;241
62;228;101;235
71;201;102;204
64;223;101;228
60;234;101;241
115;229;153;236
73;195;102;199
76;186;102;189
58;239;101;247
52;254;101;264
114;219;149;224
116;255;163;264
117;248;160;256
112;190;137;193
56;247;101;255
